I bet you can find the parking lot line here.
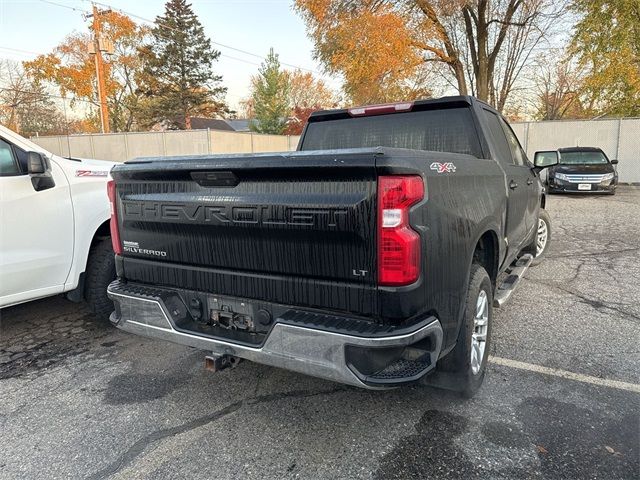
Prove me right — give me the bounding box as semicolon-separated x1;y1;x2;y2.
490;356;640;394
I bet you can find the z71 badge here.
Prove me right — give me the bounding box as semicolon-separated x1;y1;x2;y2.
75;170;108;177
430;162;456;173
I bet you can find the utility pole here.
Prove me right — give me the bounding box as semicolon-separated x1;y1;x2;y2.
86;4;113;133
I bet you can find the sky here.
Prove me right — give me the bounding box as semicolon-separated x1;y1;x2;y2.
0;0;338;111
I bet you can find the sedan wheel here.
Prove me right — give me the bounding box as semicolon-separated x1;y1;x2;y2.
536;218;548;256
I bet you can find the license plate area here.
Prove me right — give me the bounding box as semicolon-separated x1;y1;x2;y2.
578;183;592;190
169;291;276;346
209;296;256;331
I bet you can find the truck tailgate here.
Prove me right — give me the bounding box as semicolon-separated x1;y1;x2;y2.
112;151;378;297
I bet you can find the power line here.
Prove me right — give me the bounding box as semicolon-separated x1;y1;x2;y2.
82;0;325;75
35;0;324;73
0;46;43;57
0;44;259;69
38;0;90;15
0;87;99;106
217;54;261;67
0;55;247;104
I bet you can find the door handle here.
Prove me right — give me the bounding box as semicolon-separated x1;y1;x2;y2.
509;180;518;189
527;178;534;185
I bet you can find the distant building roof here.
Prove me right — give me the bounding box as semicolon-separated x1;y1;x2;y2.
189;118;235;131
188;117;252;132
224;119;251;132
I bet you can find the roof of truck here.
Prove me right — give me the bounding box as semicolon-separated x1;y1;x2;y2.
308;96;476;122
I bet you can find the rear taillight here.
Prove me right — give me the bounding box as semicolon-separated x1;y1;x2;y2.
107;180;122;255
377;175;424;286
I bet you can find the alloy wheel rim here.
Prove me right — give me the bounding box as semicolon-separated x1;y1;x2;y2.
536;218;548;256
471;289;489;375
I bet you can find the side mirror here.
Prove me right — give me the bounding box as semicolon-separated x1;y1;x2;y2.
534;150;558;168
611;159;619;165
27;151;55;191
27;151;47;174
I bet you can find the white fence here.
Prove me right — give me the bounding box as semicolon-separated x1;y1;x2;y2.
511;118;640;184
30;129;301;163
30;118;640;183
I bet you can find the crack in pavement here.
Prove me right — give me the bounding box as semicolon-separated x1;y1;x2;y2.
529;279;640;324
547;246;640;260
568;258;587;284
85;386;348;480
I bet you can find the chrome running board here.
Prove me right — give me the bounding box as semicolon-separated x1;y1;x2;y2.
493;253;534;307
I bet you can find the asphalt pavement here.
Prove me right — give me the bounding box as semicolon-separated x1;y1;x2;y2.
1;187;639;479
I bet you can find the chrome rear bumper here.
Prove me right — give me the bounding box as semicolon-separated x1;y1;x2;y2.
107;281;443;389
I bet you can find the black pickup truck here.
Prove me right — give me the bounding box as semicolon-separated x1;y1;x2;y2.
107;96;554;396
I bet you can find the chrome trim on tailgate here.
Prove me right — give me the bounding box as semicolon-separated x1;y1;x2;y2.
107;284;443;389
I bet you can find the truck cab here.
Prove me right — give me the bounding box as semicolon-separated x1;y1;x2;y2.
0;124;116;317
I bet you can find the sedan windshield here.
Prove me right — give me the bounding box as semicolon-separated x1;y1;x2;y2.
560;151;608;164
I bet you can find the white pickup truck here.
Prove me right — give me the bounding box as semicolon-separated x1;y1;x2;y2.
0;125;116;318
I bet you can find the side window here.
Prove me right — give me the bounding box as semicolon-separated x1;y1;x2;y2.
499;117;527;166
0;139;21;176
14;146;29;172
482;110;513;165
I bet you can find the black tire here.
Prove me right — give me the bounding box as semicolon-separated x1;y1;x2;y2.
84;237;116;320
528;208;551;266
544;181;556;194
433;264;493;398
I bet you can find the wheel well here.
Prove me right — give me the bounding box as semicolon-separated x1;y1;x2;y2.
473;231;498;288
87;220;112;274
67;220;111;303
91;220;111;247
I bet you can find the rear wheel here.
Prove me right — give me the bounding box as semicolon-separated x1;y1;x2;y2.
84;237;116;320
430;264;493;398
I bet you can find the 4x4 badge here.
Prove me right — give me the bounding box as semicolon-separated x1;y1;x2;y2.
430;162;456;173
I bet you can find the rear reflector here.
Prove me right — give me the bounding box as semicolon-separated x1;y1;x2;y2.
107;180;122;255
348;102;414;117
377;176;424;286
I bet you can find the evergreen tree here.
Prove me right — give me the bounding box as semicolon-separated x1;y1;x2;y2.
250;48;290;134
142;0;227;129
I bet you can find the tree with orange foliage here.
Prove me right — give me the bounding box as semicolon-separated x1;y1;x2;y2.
24;11;148;132
295;2;432;105
283;105;320;136
283;70;337;134
295;1;564;111
287;70;337;110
